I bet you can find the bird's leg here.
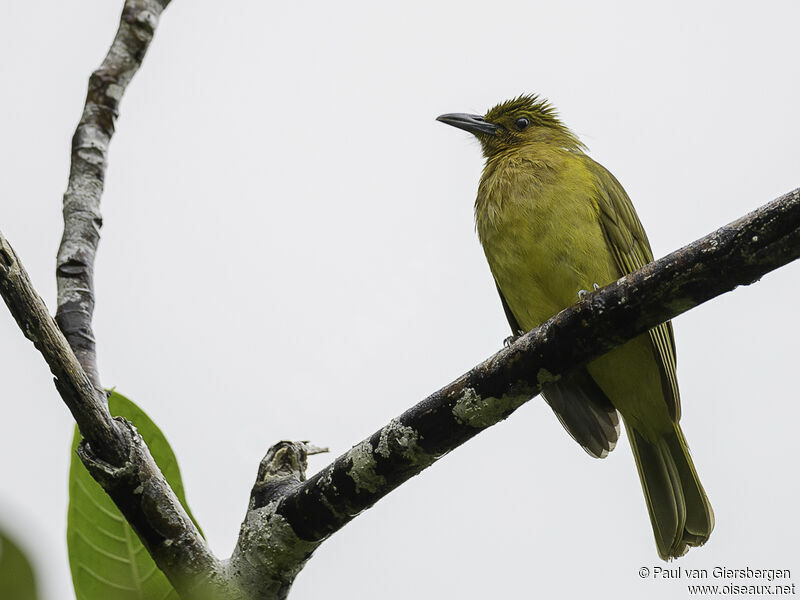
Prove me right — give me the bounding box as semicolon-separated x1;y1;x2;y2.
503;329;526;347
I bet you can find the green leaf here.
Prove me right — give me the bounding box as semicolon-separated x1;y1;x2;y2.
0;528;39;600
67;390;203;600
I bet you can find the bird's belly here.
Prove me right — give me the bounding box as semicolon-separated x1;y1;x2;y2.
481;198;618;331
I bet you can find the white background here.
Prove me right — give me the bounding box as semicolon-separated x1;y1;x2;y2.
1;1;799;598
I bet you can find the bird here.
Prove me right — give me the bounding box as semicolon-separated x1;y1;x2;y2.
437;94;713;559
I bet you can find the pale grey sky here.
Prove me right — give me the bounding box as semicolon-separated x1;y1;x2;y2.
1;1;799;598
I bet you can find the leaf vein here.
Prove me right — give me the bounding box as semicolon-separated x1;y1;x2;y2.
74;529;129;563
78;563;137;592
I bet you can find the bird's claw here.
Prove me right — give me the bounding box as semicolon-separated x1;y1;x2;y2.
578;283;601;300
503;329;526;347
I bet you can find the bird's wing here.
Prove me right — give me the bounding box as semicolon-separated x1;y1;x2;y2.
585;157;681;421
494;280;621;457
541;368;621;458
495;280;522;334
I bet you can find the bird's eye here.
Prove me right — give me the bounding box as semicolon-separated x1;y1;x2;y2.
514;117;530;131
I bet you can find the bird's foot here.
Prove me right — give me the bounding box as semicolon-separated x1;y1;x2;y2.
577;283;601;300
503;329;526;347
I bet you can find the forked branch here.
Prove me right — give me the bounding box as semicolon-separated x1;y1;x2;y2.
1;0;798;596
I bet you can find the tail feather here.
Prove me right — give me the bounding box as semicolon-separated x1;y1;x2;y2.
665;427;715;545
627;423;714;559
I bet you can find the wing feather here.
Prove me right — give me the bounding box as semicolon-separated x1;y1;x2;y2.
585;157;681;421
494;280;621;457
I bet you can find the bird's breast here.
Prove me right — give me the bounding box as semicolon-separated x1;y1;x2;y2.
476;156;618;330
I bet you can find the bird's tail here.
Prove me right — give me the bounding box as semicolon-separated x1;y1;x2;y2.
627;422;714;559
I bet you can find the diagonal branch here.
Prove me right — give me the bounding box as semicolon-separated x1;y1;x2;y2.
0;0;231;596
3;101;799;598
0;236;127;462
2;1;798;596
56;0;172;392
216;189;799;599
0;232;224;595
269;188;799;544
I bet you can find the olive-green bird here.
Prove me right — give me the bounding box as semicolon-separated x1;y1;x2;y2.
438;95;713;559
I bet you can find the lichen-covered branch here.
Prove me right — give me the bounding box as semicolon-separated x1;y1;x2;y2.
273;188;800;544
227;443;327;600
0;0;235;596
0;231;225;596
56;0;171;391
3;0;799;592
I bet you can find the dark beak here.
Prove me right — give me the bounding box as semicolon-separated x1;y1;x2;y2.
436;113;499;136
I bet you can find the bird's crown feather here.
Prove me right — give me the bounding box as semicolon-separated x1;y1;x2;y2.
485;94;561;126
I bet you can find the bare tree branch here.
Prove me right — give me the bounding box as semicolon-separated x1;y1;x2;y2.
8;178;795;597
0;231;224;596
3;55;798;594
0;236;126;461
230;442;327;600
0;0;233;596
56;0;171;392
272;188;800;544
2;0;798;596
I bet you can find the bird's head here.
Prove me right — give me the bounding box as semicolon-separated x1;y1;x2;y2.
437;94;583;158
